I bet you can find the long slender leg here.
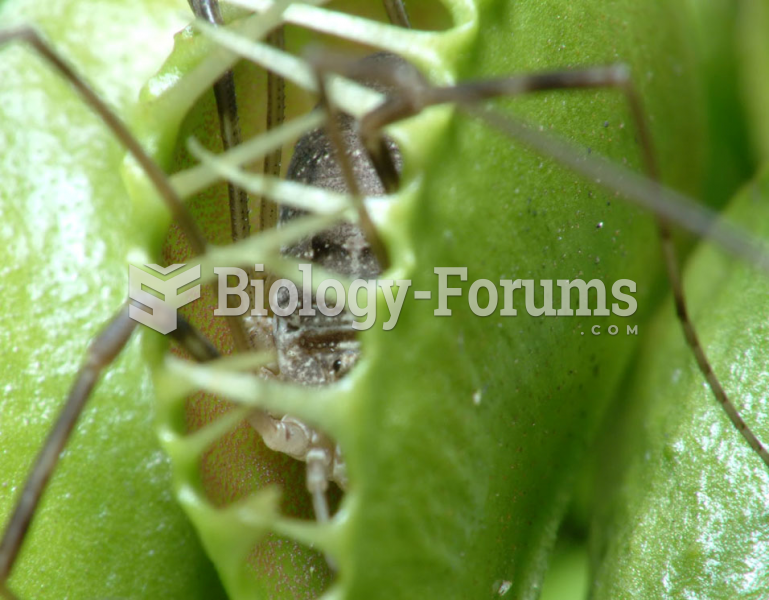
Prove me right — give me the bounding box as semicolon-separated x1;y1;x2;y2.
0;28;206;256
189;0;252;245
191;2;338;519
261;27;285;235
305;0;412;196
308;62;390;270
190;0;285;237
259;24;285;328
195;0;344;530
0;307;137;585
0;305;221;592
382;0;411;29
357;62;769;469
169;311;221;362
249;408;341;534
306;450;331;523
0;26;251;351
0;25;245;591
186;2;260;352
189;0;285;303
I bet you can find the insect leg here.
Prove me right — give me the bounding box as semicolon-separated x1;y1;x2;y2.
382;0;411;29
359;63;769;469
307;60;391;270
248;410;341;521
0;304;221;590
0;25;244;589
0;25;252;354
261;26;286;234
0;28;206;256
188;0;252;244
169;310;221;362
0;306;137;587
188;0;283;352
188;0;285;252
306;449;332;523
536;70;769;470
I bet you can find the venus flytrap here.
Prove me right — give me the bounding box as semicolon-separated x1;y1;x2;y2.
590;170;769;599
0;0;760;599
587;4;769;595
144;1;732;598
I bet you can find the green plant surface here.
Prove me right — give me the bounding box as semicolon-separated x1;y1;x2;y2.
685;0;757;207
539;540;590;600
0;0;760;599
135;1;746;598
589;168;769;599
738;0;769;163
0;0;227;598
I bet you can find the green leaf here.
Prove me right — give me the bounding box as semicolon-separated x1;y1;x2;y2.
1;0;756;598
133;1;738;598
590;167;769;599
0;0;226;597
738;0;769;163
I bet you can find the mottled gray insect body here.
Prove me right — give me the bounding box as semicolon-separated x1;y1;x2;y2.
244;55;408;521
274;55;404;388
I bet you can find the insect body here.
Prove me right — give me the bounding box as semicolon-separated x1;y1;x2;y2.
273;55;407;381
274;109;395;386
244;53;406;523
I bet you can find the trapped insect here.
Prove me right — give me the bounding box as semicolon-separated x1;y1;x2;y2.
1;0;766;598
